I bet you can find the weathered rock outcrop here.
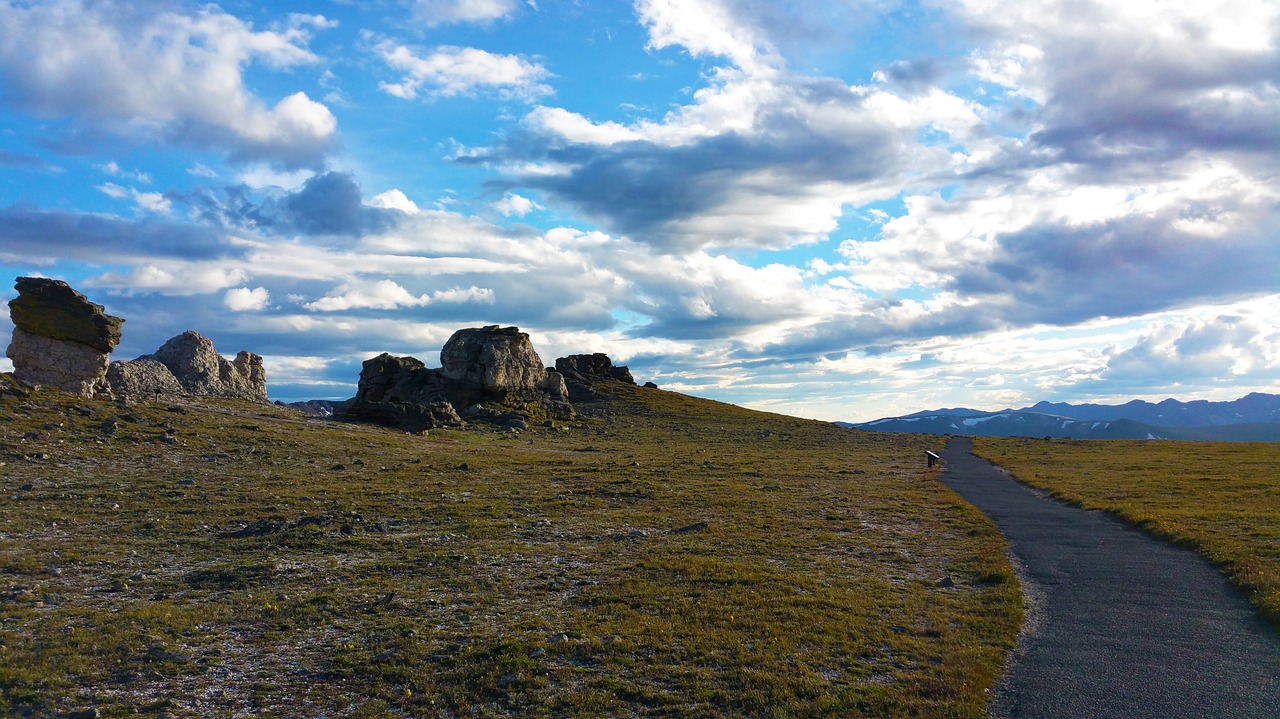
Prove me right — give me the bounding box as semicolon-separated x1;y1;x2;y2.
108;331;268;403
6;277;124;397
105;357;186;398
555;353;636;401
152;331;267;401
5;277;268;403
339;326;573;432
441;326;547;391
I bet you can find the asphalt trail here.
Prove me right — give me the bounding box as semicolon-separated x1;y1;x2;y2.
938;437;1280;719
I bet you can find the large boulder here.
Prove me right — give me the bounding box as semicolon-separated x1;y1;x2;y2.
6;277;124;397
105;357;187;398
153;331;267;402
337;353;461;432
440;326;548;391
108;331;268;403
555;353;636;401
8;277;123;353
338;326;575;432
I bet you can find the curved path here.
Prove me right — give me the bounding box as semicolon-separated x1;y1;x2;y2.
938;437;1280;719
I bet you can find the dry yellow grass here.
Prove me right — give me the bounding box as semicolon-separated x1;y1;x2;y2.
0;374;1020;717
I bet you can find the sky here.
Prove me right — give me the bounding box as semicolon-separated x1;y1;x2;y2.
1;0;1278;422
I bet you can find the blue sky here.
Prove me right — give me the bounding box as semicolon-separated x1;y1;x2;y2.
2;0;1278;422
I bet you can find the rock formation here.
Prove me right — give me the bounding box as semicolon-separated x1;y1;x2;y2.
108;331;268;403
106;357;186;398
4;277;268;403
441;326;548;391
339;325;573;432
555;352;636;401
6;277;124;397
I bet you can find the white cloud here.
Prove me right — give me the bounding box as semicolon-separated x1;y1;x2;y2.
431;286;497;304
376;42;551;100
635;0;780;73
0;0;337;166
1102;312;1280;382
410;0;521;26
305;279;428;311
97;182;171;214
370;189;421;214
97;161;152;183
303;279;497;311
97;182;129;200
86;264;249;295
188;163;219;179
500;69;979;251
224;286;272;312
494;192;542;217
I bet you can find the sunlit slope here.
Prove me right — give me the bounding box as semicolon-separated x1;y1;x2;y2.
0;375;1019;718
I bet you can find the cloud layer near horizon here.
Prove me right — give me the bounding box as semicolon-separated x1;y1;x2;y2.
1;0;1277;421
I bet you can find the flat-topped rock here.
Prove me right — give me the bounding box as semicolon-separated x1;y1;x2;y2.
8;277;123;353
6;277;124;397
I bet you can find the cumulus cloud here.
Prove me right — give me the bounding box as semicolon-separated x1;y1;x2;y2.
474;73;979;251
958;0;1280;166
635;0;780;73
224;286;271;312
1102;313;1280;383
494;192;542;217
375;42;551;100
370;189;420;214
0;0;337;167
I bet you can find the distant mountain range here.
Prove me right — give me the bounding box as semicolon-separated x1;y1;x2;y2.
842;392;1280;442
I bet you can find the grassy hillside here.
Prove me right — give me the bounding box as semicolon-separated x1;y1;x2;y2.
0;375;1019;718
973;437;1280;629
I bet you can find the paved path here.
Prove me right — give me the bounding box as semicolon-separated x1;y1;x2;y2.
938;437;1280;719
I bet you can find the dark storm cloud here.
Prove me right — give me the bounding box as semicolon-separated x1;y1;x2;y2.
185;172;398;238
951;210;1280;327
1010;14;1280;171
875;58;945;90
474;77;919;251
0;204;235;261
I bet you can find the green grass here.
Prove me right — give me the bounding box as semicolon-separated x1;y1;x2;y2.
0;373;1020;717
973;437;1280;630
